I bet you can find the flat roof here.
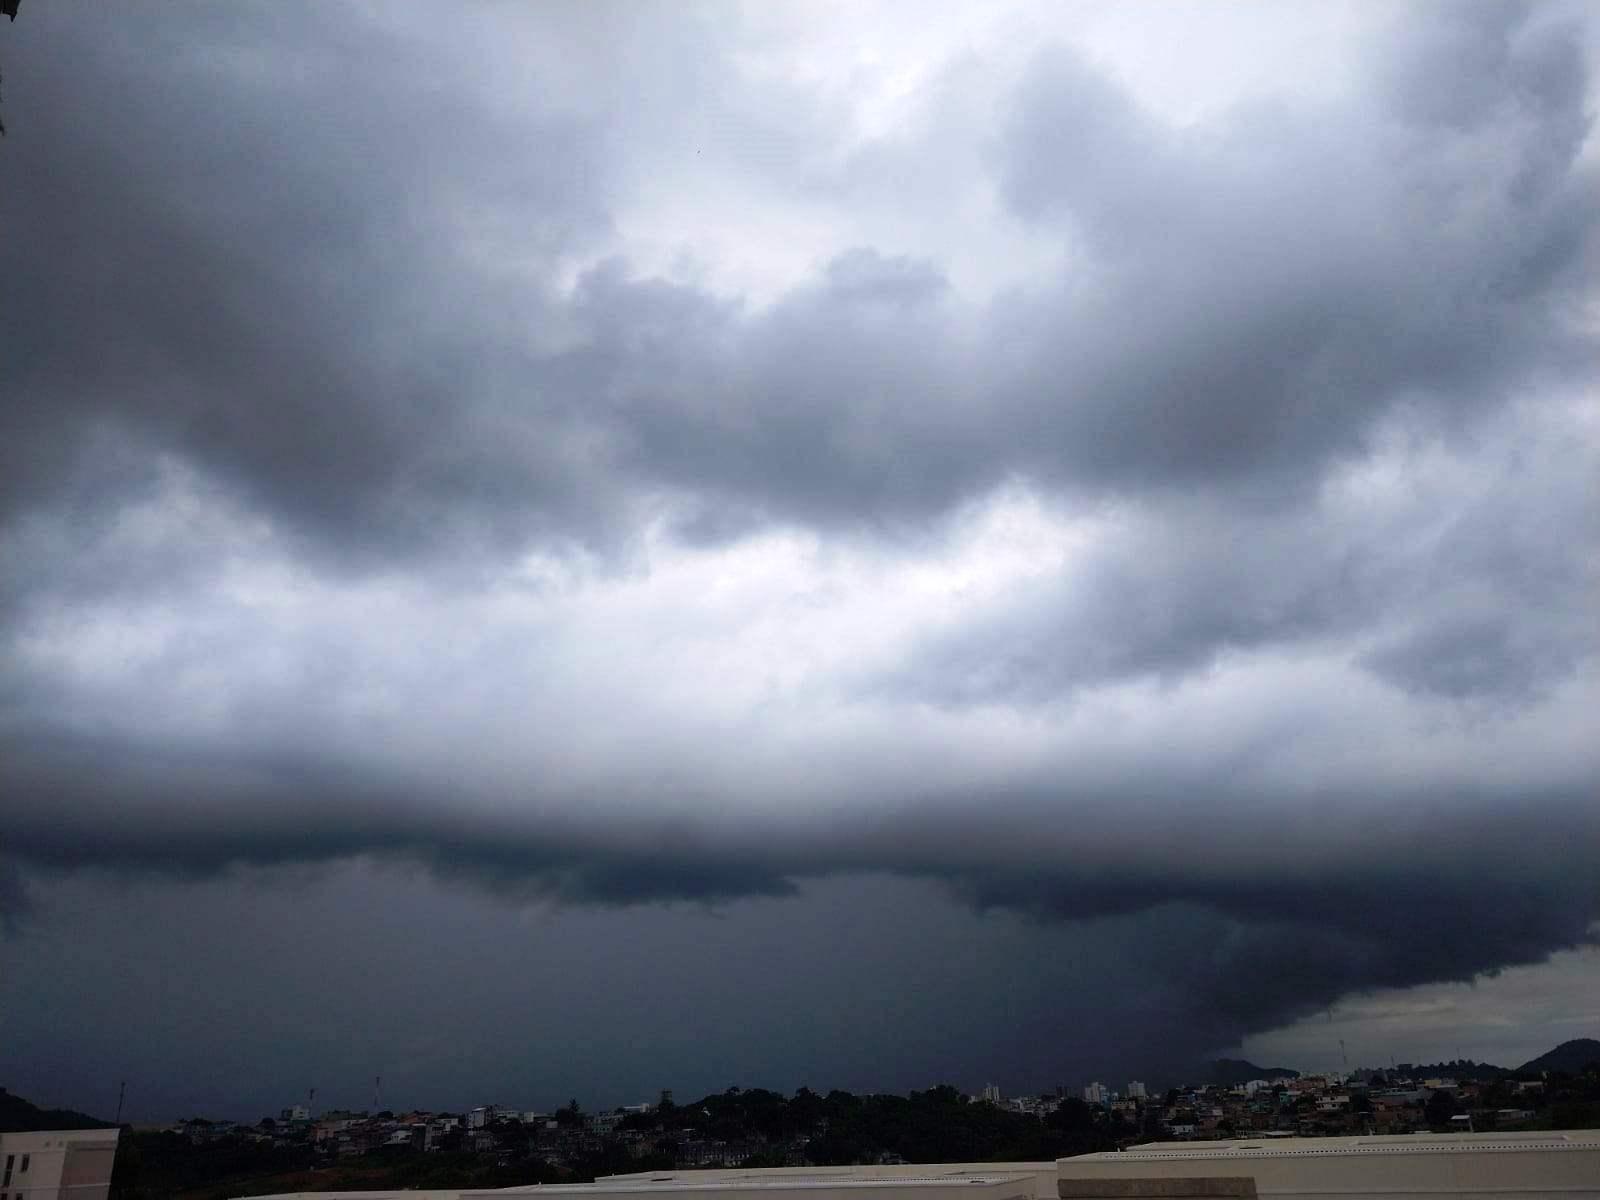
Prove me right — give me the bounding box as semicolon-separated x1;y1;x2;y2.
247;1177;1038;1200
0;1128;121;1145
600;1167;1056;1184
497;1179;1036;1192
1062;1129;1600;1164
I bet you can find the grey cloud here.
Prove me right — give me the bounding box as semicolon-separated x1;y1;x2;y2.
989;18;1594;501
999;45;1173;234
879;501;1373;705
0;859;30;934
584;250;988;532
886;380;1598;705
823;249;949;307
1364;615;1563;700
1376;2;1586;133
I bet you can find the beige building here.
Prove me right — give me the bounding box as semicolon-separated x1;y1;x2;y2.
247;1172;1040;1200
0;1128;120;1200
1057;1131;1600;1200
243;1132;1600;1200
599;1164;1059;1200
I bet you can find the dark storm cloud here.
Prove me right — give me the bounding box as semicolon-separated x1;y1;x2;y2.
5;869;1432;1120
943;805;1600;1049
0;728;799;904
0;2;622;572
3;713;1596;1064
1;0;1598;1090
6;5;1591;572
569;248;991;532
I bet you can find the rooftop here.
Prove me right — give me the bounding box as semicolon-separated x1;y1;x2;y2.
1064;1130;1600;1163
248;1175;1039;1200
600;1168;1056;1184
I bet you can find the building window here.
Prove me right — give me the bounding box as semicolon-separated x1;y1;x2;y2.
15;1157;24;1172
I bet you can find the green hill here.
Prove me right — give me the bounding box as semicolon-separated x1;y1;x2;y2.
0;1086;115;1132
1518;1039;1600;1075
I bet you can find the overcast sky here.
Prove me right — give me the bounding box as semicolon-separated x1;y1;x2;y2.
1;1;1596;1122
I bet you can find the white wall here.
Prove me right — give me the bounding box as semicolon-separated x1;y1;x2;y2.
0;1129;120;1200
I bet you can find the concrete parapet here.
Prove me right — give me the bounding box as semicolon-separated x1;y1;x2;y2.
1059;1180;1257;1200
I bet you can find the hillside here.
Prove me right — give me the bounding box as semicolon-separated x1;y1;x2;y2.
0;1086;115;1133
1518;1039;1600;1076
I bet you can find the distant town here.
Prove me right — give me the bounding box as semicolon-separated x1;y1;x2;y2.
5;1039;1597;1199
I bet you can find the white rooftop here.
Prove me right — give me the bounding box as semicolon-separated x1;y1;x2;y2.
248;1174;1038;1200
600;1168;1056;1185
1064;1130;1600;1162
498;1181;1036;1193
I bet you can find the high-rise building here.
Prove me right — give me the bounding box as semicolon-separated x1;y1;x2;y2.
1126;1081;1147;1099
1082;1082;1107;1104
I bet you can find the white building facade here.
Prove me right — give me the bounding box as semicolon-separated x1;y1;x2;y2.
0;1129;120;1200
